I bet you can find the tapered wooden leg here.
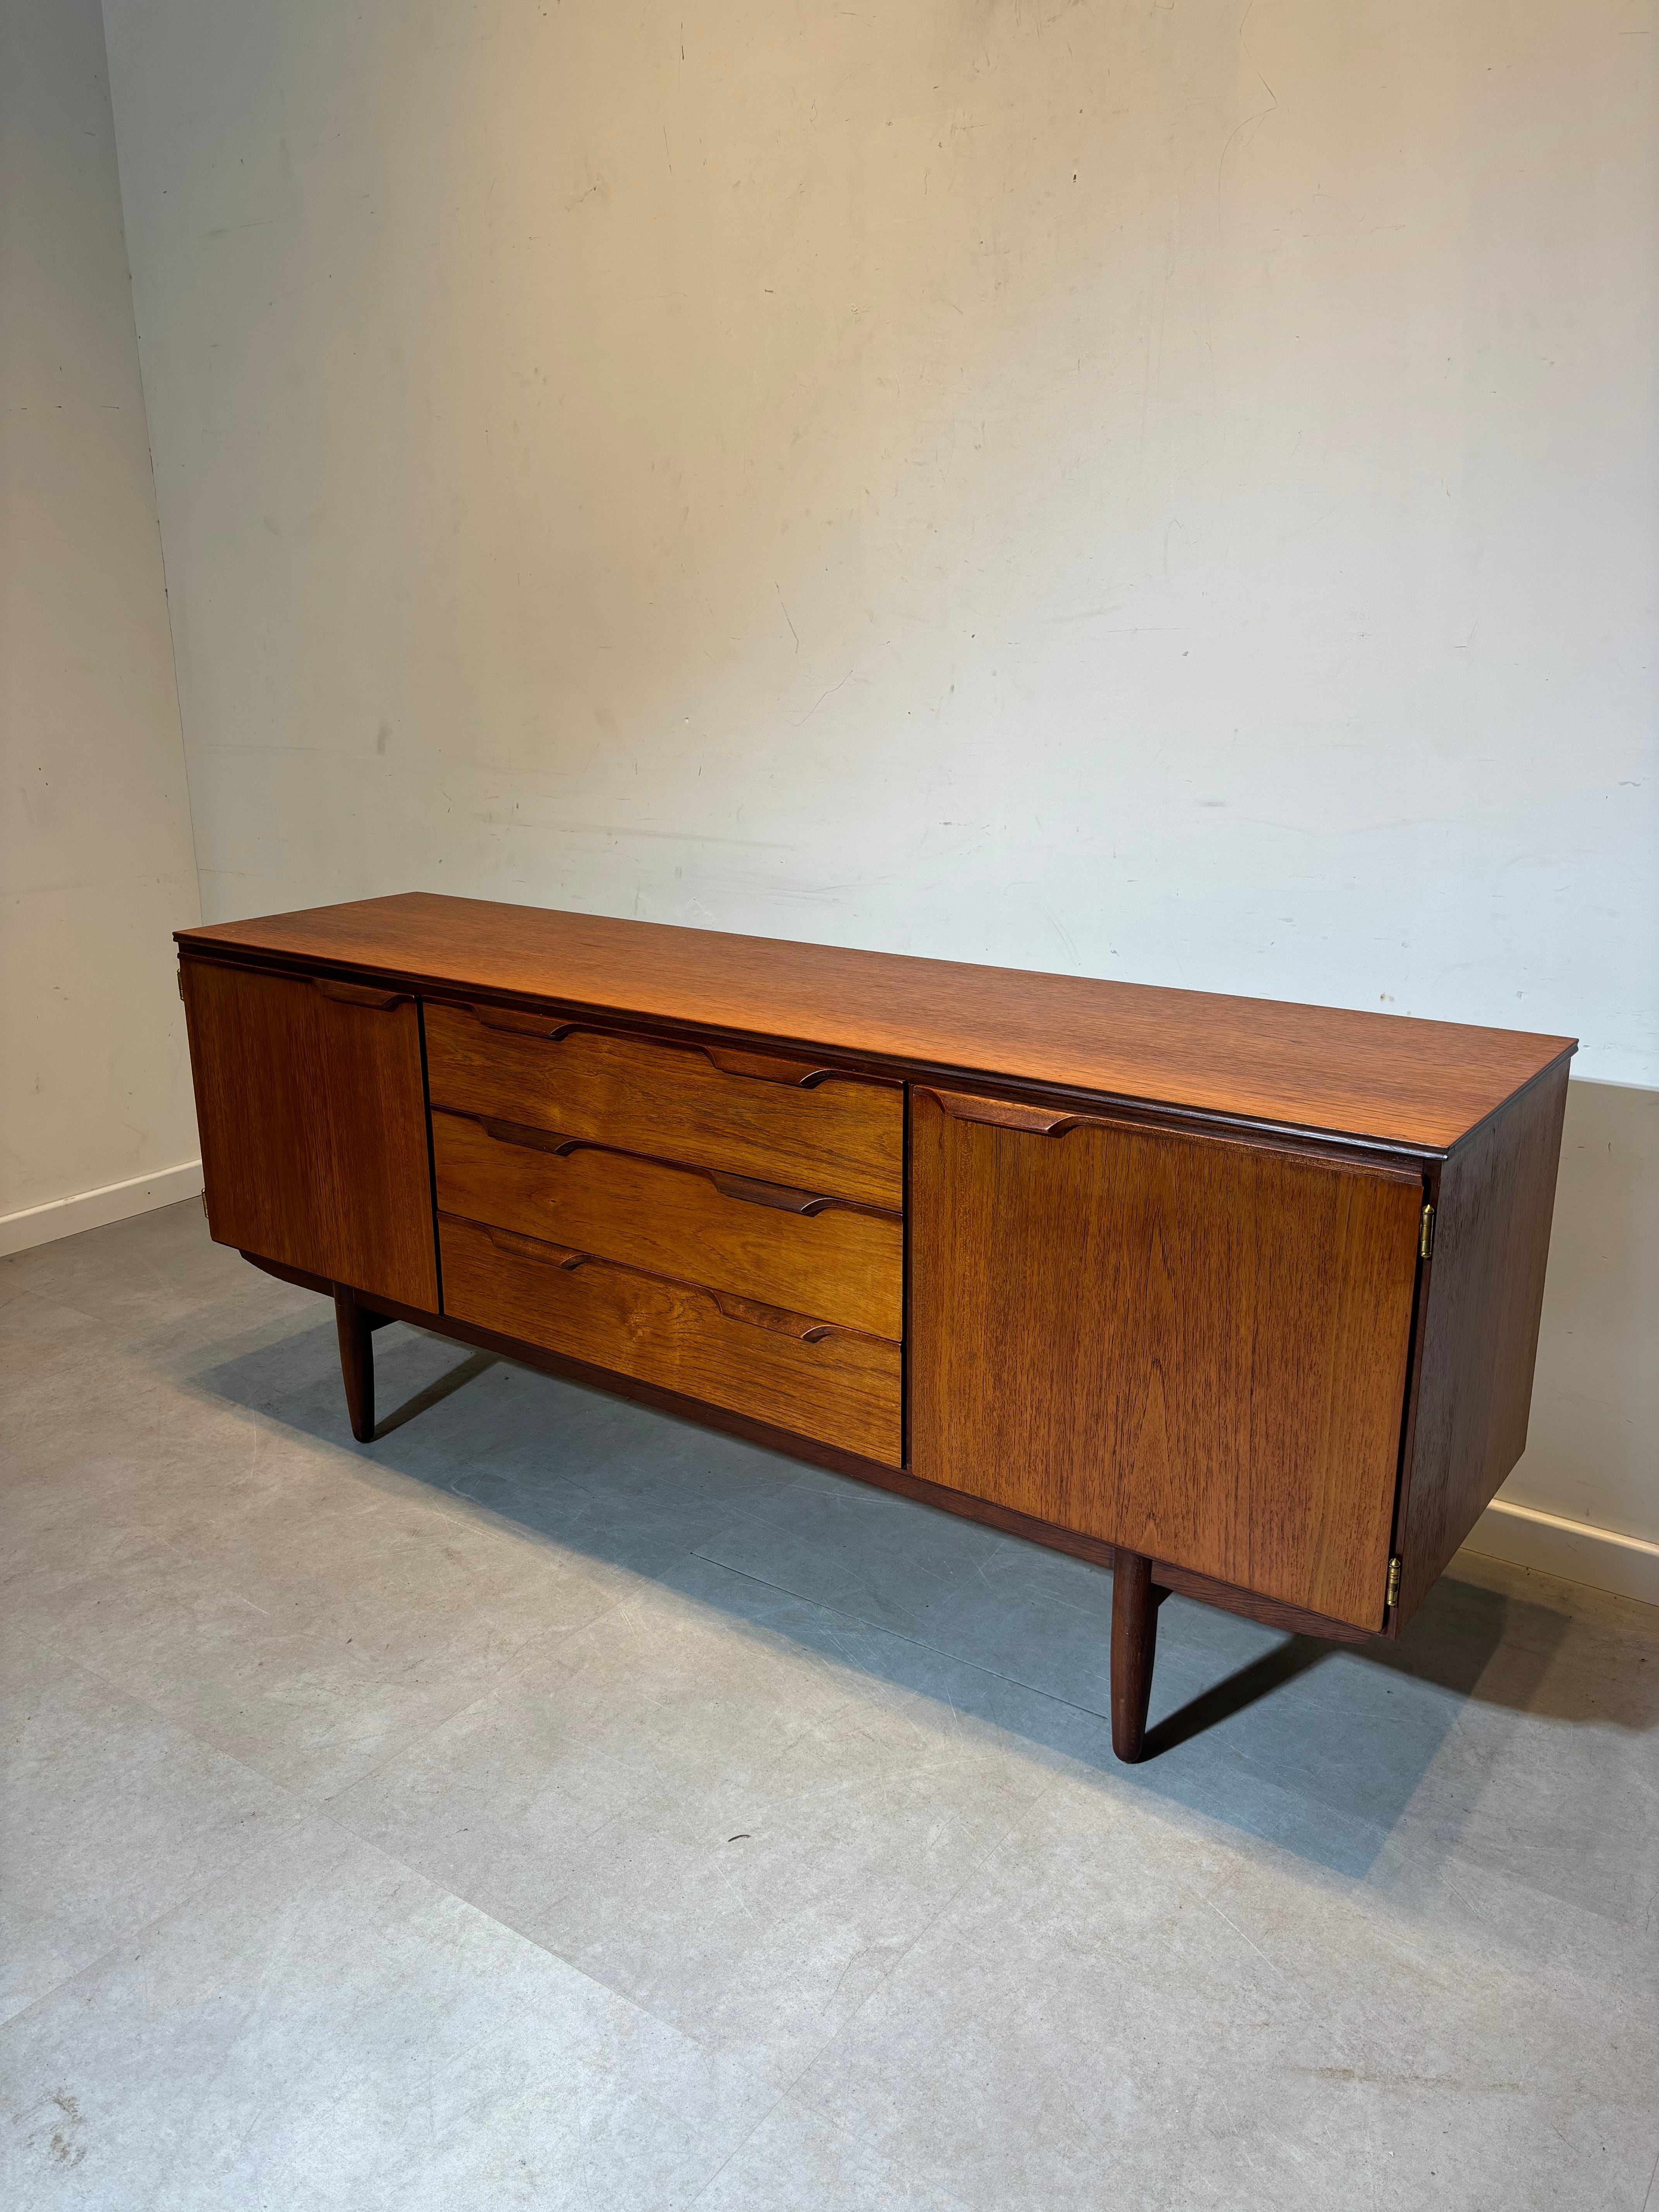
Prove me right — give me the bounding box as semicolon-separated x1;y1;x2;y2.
334;1285;376;1442
1110;1548;1166;1763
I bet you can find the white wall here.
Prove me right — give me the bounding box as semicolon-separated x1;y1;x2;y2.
0;0;201;1254
100;0;1656;1589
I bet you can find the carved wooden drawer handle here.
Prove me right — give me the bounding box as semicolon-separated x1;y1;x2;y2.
706;1170;855;1217
706;1285;840;1341
469;1004;578;1039
699;1046;847;1089
479;1223;587;1269
461;1003;878;1091
313;978;410;1010
477;1115;585;1157
916;1086;1108;1138
467;1115;879;1217
466;1219;852;1344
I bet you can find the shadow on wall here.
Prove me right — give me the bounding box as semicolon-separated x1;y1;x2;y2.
186;1304;1659;1887
1495;1079;1659;1559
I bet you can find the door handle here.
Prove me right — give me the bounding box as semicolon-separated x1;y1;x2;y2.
914;1086;1110;1139
313;978;410;1010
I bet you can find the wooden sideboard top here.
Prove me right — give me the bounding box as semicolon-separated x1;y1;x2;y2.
177;892;1575;1154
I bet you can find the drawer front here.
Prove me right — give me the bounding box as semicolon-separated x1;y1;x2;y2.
440;1213;902;1465
425;1003;902;1209
433;1109;902;1339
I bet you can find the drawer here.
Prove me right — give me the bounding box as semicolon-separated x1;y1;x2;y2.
434;1108;902;1338
424;1002;902;1210
439;1212;902;1465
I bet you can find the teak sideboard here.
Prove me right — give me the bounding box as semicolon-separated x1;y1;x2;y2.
177;893;1574;1761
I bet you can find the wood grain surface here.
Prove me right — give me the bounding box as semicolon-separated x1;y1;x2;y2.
908;1087;1423;1629
425;1000;902;1207
178;893;1574;1153
1393;1059;1571;1625
439;1212;901;1464
181;959;438;1308
432;1108;902;1336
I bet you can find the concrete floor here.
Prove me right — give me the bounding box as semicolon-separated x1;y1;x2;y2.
2;1202;1657;2210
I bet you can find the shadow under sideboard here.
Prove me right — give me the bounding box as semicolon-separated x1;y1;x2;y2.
182;1311;1625;1881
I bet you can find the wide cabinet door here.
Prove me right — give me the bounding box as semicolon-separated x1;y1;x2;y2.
909;1088;1423;1630
182;960;438;1309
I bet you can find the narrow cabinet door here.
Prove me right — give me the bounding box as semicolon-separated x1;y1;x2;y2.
182;960;439;1309
909;1088;1422;1630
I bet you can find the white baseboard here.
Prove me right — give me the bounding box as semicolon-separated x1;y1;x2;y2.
0;1161;204;1258
1458;1497;1659;1609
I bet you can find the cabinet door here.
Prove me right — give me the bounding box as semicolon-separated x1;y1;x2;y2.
909;1088;1422;1630
182;960;438;1309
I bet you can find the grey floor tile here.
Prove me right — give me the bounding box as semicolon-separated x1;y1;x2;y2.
0;1293;96;1383
696;1465;1030;1638
796;1778;1637;2212
7;1535;518;1800
0;1645;292;2025
793;1771;1659;2212
1362;1564;1659;1938
691;2098;973;2211
0;1814;778;2211
148;1442;635;1691
1194;1829;1659;2209
792;1782;1348;2212
331;1559;1104;2083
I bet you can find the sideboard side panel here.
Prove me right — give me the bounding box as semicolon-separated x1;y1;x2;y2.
908;1090;1422;1631
1394;1061;1571;1626
182;958;439;1309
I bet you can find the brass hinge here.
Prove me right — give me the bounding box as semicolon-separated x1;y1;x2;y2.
177;970;185;1001
1419;1202;1435;1260
1386;1556;1402;1609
